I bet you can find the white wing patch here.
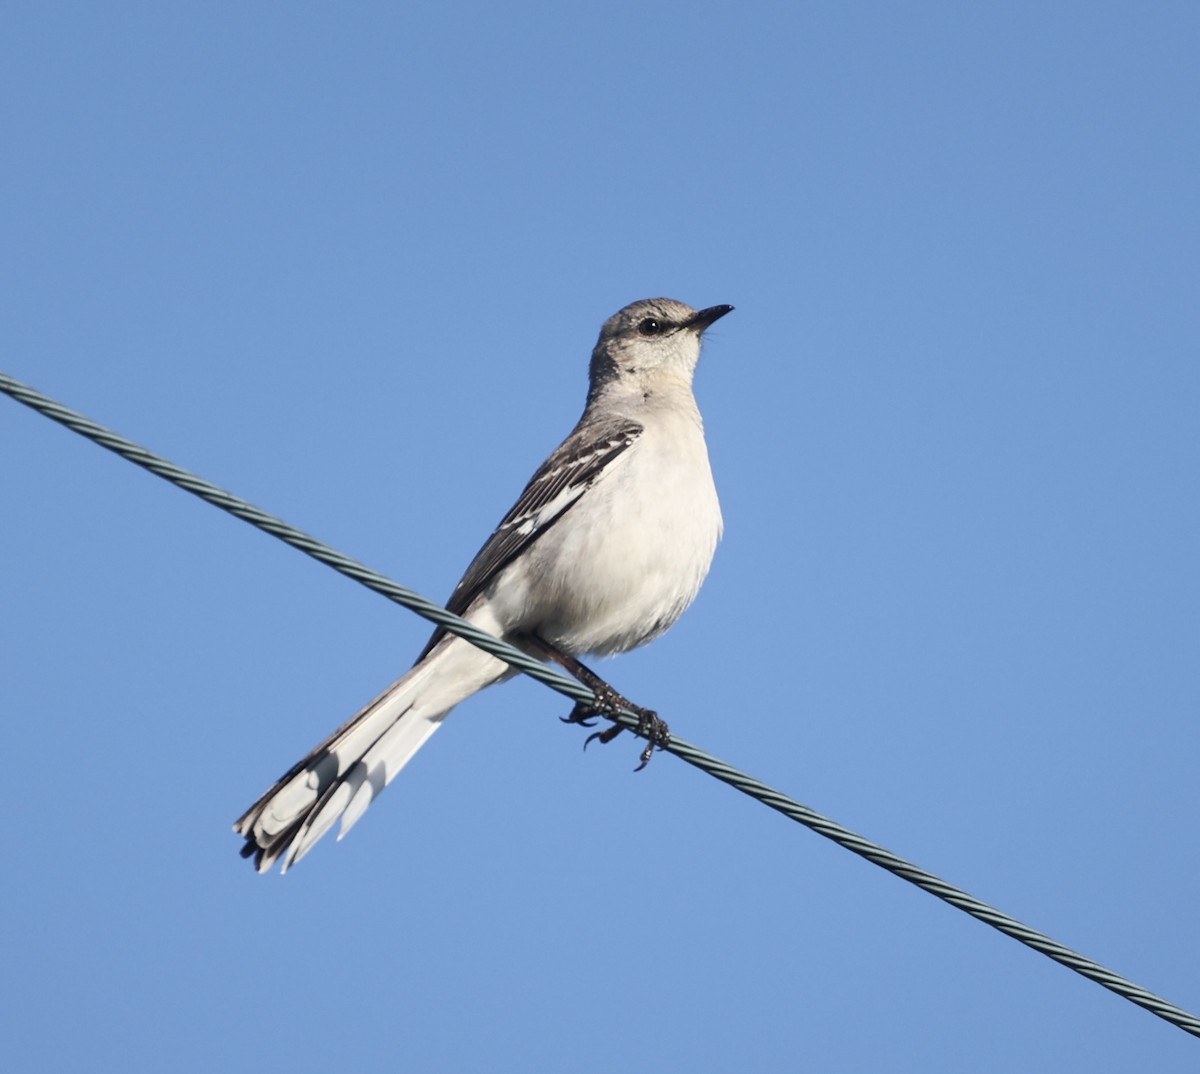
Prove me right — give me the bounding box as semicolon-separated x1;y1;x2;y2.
414;420;643;660
510;482;588;537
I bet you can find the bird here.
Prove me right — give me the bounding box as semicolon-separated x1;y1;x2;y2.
234;297;733;872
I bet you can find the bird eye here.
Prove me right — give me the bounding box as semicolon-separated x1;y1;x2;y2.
637;318;664;336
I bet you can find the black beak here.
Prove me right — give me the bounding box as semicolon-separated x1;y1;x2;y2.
689;304;734;332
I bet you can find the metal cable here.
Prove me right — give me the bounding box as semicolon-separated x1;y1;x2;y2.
3;368;1197;1040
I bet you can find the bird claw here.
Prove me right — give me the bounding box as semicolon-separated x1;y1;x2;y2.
560;702;598;728
583;724;625;751
632;709;671;771
567;692;670;770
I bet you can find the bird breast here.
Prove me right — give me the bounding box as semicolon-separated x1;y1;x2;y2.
502;402;722;656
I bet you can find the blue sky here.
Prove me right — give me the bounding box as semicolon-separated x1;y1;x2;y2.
3;3;1198;1070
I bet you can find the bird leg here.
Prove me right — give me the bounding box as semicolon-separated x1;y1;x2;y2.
526;636;671;769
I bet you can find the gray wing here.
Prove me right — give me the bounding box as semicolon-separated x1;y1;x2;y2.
415;417;643;660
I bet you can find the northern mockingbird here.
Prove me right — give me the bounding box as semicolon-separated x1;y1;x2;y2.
235;297;733;872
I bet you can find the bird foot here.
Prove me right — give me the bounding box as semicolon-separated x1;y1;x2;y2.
570;685;671;770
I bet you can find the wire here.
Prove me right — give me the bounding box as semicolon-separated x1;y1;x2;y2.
3;368;1198;1040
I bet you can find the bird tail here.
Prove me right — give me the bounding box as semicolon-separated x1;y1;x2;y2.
234;635;510;873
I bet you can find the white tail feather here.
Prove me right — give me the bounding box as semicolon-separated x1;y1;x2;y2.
234;633;513;872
